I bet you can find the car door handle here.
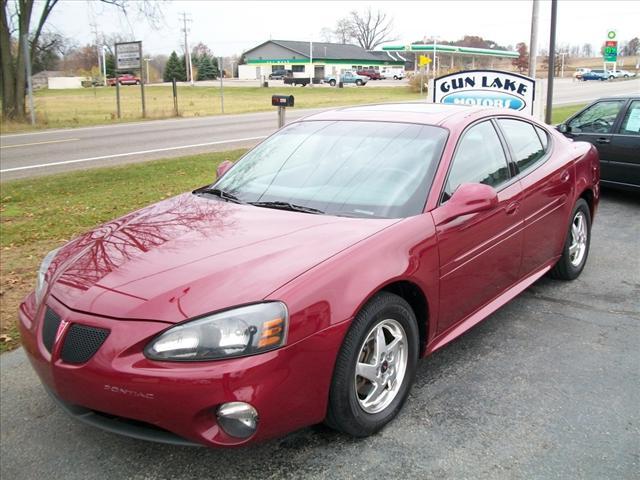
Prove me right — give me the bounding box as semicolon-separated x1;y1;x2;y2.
596;137;610;144
505;202;520;215
560;170;570;183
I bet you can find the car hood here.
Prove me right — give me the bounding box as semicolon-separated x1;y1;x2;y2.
48;193;397;323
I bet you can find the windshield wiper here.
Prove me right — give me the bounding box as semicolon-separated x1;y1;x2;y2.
195;187;243;204
248;201;325;215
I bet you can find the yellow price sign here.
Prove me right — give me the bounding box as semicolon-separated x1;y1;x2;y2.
419;55;432;66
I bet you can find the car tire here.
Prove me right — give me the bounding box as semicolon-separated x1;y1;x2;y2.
356;79;363;86
393;75;398;80
549;198;591;281
326;292;419;437
329;79;336;87
609;75;614;80
624;74;629;78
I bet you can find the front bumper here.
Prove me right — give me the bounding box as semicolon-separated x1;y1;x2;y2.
19;294;349;447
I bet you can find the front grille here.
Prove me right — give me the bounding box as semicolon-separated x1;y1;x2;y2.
60;324;109;364
42;307;61;353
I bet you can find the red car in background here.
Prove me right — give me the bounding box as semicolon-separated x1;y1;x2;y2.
357;69;383;80
20;103;599;448
107;74;141;86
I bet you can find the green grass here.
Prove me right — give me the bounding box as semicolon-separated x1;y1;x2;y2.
550;103;586;124
0;150;247;352
1;85;421;133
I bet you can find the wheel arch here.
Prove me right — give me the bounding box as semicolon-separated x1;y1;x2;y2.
579;187;595;220
379;280;430;357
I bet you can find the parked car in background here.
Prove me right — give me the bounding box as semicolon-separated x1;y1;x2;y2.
107;74;141;86
323;71;369;86
269;69;292;80
557;96;639;191
20;103;599;448
574;67;591;79
356;69;382;80
610;69;636;79
381;67;405;80
579;70;608;81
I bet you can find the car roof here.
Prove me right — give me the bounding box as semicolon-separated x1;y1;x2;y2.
588;96;639;101
300;102;532;128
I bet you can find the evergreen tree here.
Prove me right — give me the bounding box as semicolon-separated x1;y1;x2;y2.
105;53;116;78
196;55;218;80
163;51;187;82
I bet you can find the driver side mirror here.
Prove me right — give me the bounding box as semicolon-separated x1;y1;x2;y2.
434;183;498;226
216;160;234;179
556;123;571;134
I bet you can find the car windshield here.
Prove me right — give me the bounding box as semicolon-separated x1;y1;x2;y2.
211;120;448;218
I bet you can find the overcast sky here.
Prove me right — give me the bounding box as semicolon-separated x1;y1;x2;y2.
45;0;640;57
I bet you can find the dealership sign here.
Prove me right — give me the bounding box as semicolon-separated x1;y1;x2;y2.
434;70;536;115
115;41;142;71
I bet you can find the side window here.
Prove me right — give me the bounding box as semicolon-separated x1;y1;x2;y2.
535;126;549;149
442;121;510;202
619;101;640;135
498;119;545;173
567;100;625;134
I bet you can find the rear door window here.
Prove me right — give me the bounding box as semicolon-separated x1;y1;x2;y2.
498;119;546;173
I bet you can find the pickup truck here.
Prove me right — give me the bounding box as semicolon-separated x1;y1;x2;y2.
323;71;369;87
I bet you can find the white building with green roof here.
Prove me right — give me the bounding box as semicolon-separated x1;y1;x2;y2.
238;40;405;80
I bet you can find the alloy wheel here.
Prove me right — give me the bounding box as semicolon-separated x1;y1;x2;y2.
354;319;408;414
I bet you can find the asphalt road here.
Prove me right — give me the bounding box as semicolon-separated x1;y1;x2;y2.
1;78;638;181
1;189;638;480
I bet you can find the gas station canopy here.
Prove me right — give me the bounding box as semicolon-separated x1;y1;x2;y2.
382;44;519;59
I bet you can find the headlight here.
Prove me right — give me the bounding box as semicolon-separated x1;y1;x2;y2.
144;302;288;361
35;248;60;305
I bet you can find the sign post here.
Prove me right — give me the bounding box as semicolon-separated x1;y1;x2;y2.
272;95;294;128
419;56;431;96
115;41;145;118
219;56;224;114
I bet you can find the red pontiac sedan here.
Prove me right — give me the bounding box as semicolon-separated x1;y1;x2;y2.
19;103;599;447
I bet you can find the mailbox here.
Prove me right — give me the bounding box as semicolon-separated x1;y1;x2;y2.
272;95;295;107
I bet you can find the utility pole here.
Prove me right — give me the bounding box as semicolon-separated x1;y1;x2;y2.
101;46;107;86
180;12;194;86
528;0;539;78
90;22;102;83
559;51;567;78
545;0;558;124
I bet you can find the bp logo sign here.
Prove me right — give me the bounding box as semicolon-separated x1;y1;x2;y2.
434;70;536;115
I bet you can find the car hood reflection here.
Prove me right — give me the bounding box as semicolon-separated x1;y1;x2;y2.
48;193;398;322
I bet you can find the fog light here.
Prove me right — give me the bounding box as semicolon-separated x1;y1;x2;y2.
216;402;258;439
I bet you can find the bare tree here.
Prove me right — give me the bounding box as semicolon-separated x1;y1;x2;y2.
344;8;396;50
0;0;164;122
319;27;334;43
333;18;354;44
581;43;593;58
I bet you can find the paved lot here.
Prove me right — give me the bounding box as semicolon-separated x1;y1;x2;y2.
1;189;638;480
2;78;638;181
